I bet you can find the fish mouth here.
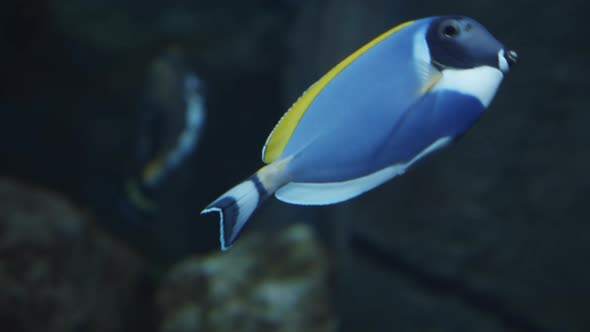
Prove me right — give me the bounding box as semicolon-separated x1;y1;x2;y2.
498;48;518;73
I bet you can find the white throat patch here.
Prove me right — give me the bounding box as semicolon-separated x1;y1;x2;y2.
432;66;504;107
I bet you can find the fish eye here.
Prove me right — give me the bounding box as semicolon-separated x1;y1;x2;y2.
440;21;461;39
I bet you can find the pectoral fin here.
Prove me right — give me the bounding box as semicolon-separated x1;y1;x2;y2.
415;60;443;95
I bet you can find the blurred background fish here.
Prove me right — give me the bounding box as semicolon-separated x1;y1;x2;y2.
126;47;207;214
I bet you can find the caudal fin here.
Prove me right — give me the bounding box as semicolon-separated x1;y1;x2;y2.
201;176;270;250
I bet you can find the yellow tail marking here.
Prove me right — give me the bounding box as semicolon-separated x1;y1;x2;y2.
257;156;292;190
262;20;416;164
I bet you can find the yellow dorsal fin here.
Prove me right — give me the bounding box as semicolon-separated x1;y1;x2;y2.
261;20;416;164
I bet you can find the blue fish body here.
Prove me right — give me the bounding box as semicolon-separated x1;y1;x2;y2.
202;16;517;250
281;20;428;178
283;91;485;183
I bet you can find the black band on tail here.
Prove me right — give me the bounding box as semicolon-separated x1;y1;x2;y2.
201;175;271;251
251;175;268;207
211;197;240;247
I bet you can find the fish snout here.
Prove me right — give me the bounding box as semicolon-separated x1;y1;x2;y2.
498;48;518;74
504;49;518;67
499;48;518;73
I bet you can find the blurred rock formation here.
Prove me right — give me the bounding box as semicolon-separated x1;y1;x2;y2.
157;224;337;332
0;179;152;332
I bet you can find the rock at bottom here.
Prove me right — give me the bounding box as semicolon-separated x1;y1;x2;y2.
158;224;337;332
0;179;149;332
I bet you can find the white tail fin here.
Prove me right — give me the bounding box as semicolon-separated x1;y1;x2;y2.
201;161;289;250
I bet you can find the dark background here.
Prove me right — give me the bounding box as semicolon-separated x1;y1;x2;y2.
1;0;588;331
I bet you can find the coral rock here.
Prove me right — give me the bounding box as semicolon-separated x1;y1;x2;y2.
0;179;149;332
158;224;337;332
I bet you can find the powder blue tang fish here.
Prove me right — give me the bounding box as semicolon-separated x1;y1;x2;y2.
203;16;517;250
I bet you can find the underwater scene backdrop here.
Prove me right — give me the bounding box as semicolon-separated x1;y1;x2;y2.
1;0;588;331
